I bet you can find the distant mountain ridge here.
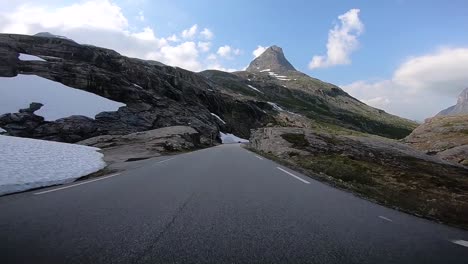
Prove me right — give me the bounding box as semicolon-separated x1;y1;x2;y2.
437;88;468;116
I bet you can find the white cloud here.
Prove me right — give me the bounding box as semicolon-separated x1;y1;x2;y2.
0;1;238;72
181;24;197;39
206;63;238;72
361;97;391;108
309;9;364;69
207;53;217;60
147;41;202;71
341;48;468;120
253;45;267;58
131;27;156;41
200;28;213;40
393;48;468;95
137;10;144;22
2;0;129;34
217;45;241;59
167;34;179;42
197;41;211;52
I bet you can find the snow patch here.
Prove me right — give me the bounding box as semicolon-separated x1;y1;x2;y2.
268;102;300;116
0;127;5;133
268;102;284;111
247;85;263;94
219;132;249;144
132;83;143;89
0;135;106;195
19;53;46;62
210;113;226;124
267;71;290;81
0;75;125;121
260;69;271;72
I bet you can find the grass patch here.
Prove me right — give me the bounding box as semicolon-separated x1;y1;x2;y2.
247;145;468;230
295;154;375;185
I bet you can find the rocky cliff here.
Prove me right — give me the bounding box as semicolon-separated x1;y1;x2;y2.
0;33;272;143
404;115;468;166
437;88;468;116
0;34;416;143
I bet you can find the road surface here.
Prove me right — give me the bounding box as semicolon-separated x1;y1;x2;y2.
1;144;468;263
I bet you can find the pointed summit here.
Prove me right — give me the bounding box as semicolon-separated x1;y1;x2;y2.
246;45;296;73
437;87;468;116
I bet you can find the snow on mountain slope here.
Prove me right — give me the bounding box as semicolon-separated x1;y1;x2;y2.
0;135;106;195
0;75;125;121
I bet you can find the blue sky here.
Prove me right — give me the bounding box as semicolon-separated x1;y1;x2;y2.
1;0;468;120
114;0;468;84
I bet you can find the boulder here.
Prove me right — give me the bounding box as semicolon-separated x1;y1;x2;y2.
77;126;201;164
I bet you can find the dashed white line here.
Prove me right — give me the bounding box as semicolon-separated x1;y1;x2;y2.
378;216;393;222
255;155;264;160
451;240;468;248
276;167;310;184
34;173;121;195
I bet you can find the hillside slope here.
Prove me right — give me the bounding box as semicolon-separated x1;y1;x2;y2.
201;46;417;139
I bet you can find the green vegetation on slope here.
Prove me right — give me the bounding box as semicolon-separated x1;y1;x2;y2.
201;70;417;139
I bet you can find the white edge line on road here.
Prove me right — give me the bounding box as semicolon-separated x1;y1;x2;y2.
378;216;393;222
34;173;121;195
255;155;264;160
276;167;310;184
157;157;176;163
451;240;468;248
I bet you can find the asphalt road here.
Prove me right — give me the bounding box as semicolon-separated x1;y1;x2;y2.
1;144;468;264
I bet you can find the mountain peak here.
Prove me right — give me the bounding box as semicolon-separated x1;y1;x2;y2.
437;87;468;116
457;87;468;104
246;45;296;73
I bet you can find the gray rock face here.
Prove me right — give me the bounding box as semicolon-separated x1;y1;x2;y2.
437;88;468;116
0;33;271;143
404;114;468;165
0;103;45;137
246;45;297;73
78;126;201;164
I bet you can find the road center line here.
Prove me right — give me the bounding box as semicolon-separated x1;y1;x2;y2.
34;173;121;195
378;216;393;222
276;167;310;184
255;155;264;160
451;240;468;248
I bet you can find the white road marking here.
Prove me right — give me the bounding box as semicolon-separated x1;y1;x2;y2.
34;173;121;195
255;155;264;160
157;157;176;163
451;240;468;248
378;216;393;222
276;167;310;184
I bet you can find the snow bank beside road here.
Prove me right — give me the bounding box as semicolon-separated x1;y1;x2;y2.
0;135;106;195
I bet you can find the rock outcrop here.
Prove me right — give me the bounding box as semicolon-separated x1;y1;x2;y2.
78;126;201;164
0;33;272;143
0;34;416;143
404;115;468;165
437;88;468;116
0;102;45;137
246;45;297;73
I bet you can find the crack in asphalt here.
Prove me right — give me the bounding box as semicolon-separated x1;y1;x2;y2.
131;192;197;263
